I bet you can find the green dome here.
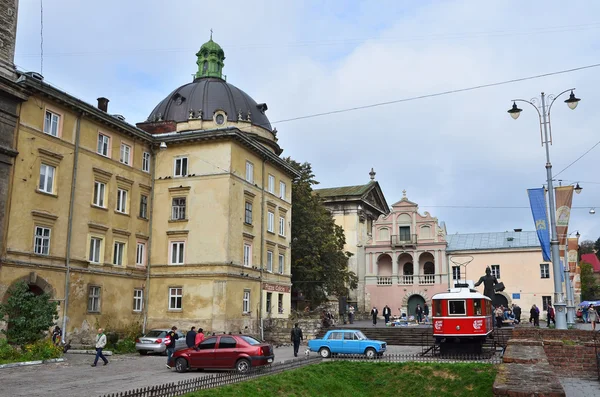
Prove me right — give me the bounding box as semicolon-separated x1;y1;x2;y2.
195;36;225;80
199;38;223;53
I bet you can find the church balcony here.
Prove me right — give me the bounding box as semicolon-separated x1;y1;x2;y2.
399;275;414;285
390;234;417;247
377;276;393;286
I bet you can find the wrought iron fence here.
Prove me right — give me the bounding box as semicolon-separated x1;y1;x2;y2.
328;352;502;364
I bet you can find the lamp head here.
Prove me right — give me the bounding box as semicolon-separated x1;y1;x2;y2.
574;183;582;194
576;231;580;238
507;102;522;119
159;142;167;149
590;208;596;215
564;90;581;110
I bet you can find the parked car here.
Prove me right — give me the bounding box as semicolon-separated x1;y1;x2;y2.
135;329;186;355
169;334;274;373
307;329;386;358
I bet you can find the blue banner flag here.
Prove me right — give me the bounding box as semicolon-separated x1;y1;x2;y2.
527;188;551;261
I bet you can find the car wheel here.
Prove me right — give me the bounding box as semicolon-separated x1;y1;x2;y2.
365;348;376;359
319;348;331;358
236;358;251;374
138;350;148;356
175;357;189;373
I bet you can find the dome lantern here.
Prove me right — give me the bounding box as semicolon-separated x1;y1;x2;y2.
195;31;225;80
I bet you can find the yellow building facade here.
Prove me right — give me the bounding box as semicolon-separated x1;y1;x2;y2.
0;38;297;343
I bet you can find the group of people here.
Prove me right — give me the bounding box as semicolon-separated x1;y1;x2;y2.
578;304;598;330
494;304;521;328
165;326;206;369
368;303;430;325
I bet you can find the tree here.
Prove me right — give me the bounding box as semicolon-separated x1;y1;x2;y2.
595;237;600;261
285;158;358;308
0;281;58;347
580;262;600;301
578;240;596;259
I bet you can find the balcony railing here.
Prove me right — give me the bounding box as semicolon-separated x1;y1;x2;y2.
419;274;436;285
390;234;418;247
377;276;393;286
398;275;414;285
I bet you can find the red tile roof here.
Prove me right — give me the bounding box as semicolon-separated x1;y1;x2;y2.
581;253;600;272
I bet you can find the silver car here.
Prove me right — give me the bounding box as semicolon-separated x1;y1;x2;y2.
135;329;187;355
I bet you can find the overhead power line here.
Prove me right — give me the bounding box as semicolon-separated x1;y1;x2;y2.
554;139;600;178
418;205;597;209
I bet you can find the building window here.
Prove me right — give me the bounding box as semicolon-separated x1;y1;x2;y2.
540;263;550;279
113;241;125;266
244;202;252;224
278;293;284;314
245;161;254;183
38;164;55;194
88;286;101;313
267;250;273;272
133;289;143;312
452;266;461;280
93;181;106;207
542;296;552;311
399;226;411;241
169;287;182;310
279;216;286;236
171;198;186;220
491;265;500;279
89;237;102;263
97;133;110;157
279;181;286;200
120;143;131;165
267;175;275;193
174;157;188;177
266;292;272;313
170;241;185;265
243;290;250;313
34;226;51;255
267;211;274;233
116;189;128;213
136;242;145;266
44;110;60;137
142;152;150;172
278;253;284;274
243;243;251;267
139;195;148;219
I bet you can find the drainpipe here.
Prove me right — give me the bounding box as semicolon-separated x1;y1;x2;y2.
61;113;83;343
259;158;266;340
142;147;157;334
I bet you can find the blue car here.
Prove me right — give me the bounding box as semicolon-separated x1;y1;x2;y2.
307;329;386;358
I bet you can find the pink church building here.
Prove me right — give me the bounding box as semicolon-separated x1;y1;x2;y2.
364;191;450;317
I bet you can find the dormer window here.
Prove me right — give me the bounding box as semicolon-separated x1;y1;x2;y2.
203;61;208;73
214;111;226;126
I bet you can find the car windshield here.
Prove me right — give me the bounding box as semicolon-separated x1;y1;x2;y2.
240;335;261;345
144;330;167;338
355;331;368;340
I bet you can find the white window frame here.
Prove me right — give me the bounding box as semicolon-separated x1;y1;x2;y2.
171;197;186;220
169;287;183;310
133;289;143;312
113;241;125;266
38;163;55;194
279;216;286;236
44;110;60;137
116;188;128;213
243;290;250;313
174;157;188;177
266;250;273;272
279;181;286;200
89;237;103;263
142;151;150;172
540;263;550;279
491;264;500;279
136;242;145;266
278;253;284;274
120;143;131;165
93;181;106;207
245;161;254;183
34;226;51;255
243;243;252;267
97;133;110;157
267;211;275;233
170;241;185;265
88;286;101;313
267;175;275;193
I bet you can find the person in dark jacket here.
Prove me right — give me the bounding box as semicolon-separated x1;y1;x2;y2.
546;304;556;327
423;303;430;323
415;304;424;324
186;327;197;348
165;326;179;369
383;305;391;324
512;304;522;324
530;305;540;327
290;323;303;357
371;307;379;326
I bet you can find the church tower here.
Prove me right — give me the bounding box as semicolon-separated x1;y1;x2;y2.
0;0;19;79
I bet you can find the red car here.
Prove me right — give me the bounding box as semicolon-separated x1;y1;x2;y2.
169;334;274;373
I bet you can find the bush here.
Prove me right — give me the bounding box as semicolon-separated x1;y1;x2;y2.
0;338;62;364
112;338;137;354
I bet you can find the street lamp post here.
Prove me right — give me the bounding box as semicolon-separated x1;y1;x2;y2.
508;89;581;330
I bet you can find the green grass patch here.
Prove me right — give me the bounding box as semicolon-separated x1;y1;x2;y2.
184;361;497;397
0;338;63;365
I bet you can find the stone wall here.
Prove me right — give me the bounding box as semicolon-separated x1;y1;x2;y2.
262;317;322;345
0;0;18;78
544;340;598;379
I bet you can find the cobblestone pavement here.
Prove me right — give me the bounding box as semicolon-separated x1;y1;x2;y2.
559;377;600;397
0;345;422;397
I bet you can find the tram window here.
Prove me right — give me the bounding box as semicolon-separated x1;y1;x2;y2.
433;300;442;316
473;300;482;315
448;300;466;315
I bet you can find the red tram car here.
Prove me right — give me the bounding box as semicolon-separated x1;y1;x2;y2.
431;282;493;353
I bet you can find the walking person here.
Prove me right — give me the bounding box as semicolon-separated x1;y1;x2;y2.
582;304;589;323
186;326;197;348
423;303;430;324
546;304;556;327
513;304;522;324
91;328;108;367
530;304;540;327
370;307;378;326
415;304;423;324
383;305;391;324
290;323;303;357
52;325;62;346
588;305;597;331
165;326;179;369
348;305;355;324
195;327;205;347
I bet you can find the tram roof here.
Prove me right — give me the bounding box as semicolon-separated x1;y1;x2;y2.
432;287;491;301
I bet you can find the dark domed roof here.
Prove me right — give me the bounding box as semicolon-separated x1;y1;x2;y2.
147;78;272;131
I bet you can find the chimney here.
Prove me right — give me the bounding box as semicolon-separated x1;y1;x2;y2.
514;229;522;232
97;97;109;112
0;0;19;80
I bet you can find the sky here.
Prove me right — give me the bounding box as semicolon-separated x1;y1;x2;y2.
13;0;600;241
